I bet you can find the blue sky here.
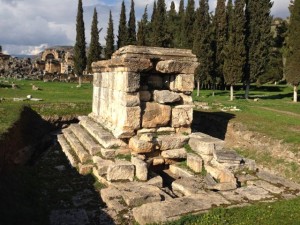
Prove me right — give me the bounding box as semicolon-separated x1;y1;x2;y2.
0;0;290;55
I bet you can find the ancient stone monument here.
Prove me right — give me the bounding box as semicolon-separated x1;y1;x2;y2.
58;46;300;225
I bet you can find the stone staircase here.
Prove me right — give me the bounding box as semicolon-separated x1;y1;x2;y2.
57;116;300;225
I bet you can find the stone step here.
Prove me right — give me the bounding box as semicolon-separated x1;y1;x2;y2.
62;128;90;163
79;116;127;149
69;124;102;155
132;192;230;225
57;134;78;167
169;164;194;178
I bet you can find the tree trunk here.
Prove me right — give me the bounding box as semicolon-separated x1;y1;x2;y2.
197;80;200;97
294;85;298;103
212;84;215;97
245;80;250;99
78;75;82;87
230;85;234;101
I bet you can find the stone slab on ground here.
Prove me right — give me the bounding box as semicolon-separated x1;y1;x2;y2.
187;153;203;173
107;160;135;182
235;186;273;201
161;148;187;159
132;192;230;225
156;134;189;151
50;209;89;225
188;133;224;156
93;156;114;176
169;164;194;178
62;129;90;163
172;177;206;196
247;180;285;194
100;187;127;213
79;116;126;149
69;124;101;155
57;134;78;167
213;149;242;164
220;190;247;203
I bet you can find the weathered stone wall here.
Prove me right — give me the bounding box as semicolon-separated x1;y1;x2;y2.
91;45;199;139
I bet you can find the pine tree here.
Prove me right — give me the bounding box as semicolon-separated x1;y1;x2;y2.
223;0;246;101
117;1;127;49
212;0;227;89
193;0;213;96
244;0;273;98
74;0;87;87
167;1;178;47
87;8;102;73
286;0;300;102
177;0;185;48
137;6;149;46
151;0;170;47
105;11;115;59
182;0;195;49
128;0;137;45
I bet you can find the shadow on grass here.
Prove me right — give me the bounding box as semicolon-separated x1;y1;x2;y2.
0;142;115;225
192;110;236;140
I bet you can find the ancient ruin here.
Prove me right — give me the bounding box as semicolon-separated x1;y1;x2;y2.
57;46;300;224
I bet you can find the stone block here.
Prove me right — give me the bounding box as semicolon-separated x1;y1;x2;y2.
137;128;156;135
152;157;165;166
153;90;181;104
101;148;116;159
169;164;194;178
107;160;135;182
175;127;192;135
247;180;284;194
131;156;148;181
140;90;152;102
169;74;194;92
93;156;114;176
187;153;203;173
207;182;237;191
188;133;224;156
147;175;163;188
161;148;187;159
179;93;193;105
156;134;189;150
100;187;127;212
141;102;171;128
172;177;206;196
78;163;93;175
171;106;193;128
129;136;154;153
205;164;236;184
213;149;242;164
156;127;175;134
156;60;199;74
235;186;272;201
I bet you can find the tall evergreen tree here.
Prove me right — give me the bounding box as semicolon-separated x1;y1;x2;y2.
137;6;149;46
177;0;185;48
117;1;127;49
74;0;87;87
0;45;2;53
193;0;213;96
223;0;246;101
128;0;137;45
286;0;300;102
151;0;170;47
167;1;178;47
244;0;273;98
212;0;227;88
182;0;195;49
151;1;157;23
105;11;115;59
87;8;102;73
226;0;233;40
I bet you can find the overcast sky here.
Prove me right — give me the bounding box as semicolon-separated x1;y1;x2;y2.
0;0;290;55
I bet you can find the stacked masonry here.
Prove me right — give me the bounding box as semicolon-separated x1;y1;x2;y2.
56;46;300;225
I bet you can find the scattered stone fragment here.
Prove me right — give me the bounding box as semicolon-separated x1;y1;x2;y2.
131;156;148;181
161;148;187;159
213;149;242;164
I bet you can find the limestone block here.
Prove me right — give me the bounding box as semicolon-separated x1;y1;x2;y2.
187;153;203;173
131;156;148;181
153;90;181;104
93;156;114;176
137;128;156;135
140;90;152;102
139;133;154;142
104;71;139;93
141;102;171;128
179;93;193;105
129;136;154;153
161;148;187;159
247;180;284;194
241;158;256;171
213;149;242;164
171;105;193;128
207;182;237;191
175;127;192;135
113;91;140;107
101;148;116;159
188;133;224;156
107;160;135;182
93;73;102;87
156;60;199;74
169;74;194;92
205;164;236;183
169;164;194;178
156;127;175;134
147;175;163;188
78;163;93;175
235;186;272;201
92;86;100;115
156;134;189;150
152;157;165;166
147;75;163;89
172;177;206;196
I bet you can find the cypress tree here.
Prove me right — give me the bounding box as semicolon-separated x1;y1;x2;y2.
286;0;300;102
74;0;87;87
244;0;273;98
177;0;185;48
105;11;115;59
151;1;157;23
182;0;195;49
212;0;227;88
223;0;246;101
128;0;137;45
117;1;127;49
167;1;178;48
226;0;233;40
151;0;170;47
137;6;149;46
87;8;102;73
193;0;213;96
0;45;2;53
